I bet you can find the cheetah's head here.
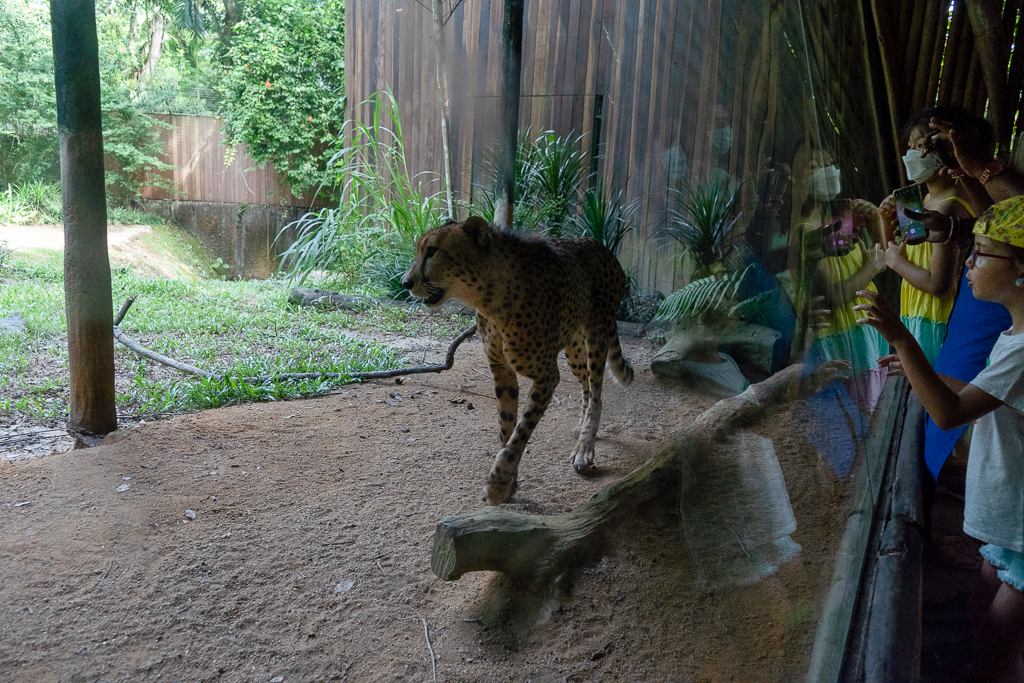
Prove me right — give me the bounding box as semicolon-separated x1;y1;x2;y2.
402;216;494;308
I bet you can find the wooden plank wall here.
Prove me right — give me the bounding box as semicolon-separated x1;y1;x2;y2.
345;0;819;293
140;114;310;207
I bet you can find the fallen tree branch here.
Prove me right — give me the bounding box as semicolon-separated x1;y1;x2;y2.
111;295;477;384
430;360;850;587
113;294;137;326
288;287;467;314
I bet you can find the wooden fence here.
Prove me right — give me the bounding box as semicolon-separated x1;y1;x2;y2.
346;0;1024;293
346;0;830;293
140;114;311;207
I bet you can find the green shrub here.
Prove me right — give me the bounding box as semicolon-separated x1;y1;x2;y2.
218;0;345;200
664;176;742;280
0;182;61;224
469;129;587;236
278;89;445;298
572;179;635;255
102;100;178;208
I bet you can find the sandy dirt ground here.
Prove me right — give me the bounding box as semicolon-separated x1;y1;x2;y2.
0;224;153;251
0;322;855;683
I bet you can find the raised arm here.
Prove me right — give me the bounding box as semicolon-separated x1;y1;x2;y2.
885;239;959;298
822;238;886;305
854;289;1003;429
930;117;1024;203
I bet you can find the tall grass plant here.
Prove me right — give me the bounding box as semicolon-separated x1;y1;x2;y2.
468;129;588;235
278;89;445;298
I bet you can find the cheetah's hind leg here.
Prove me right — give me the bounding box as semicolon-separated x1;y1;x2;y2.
567;328;608;474
565;332;591;440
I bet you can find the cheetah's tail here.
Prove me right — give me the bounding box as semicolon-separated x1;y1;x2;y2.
607;326;634;387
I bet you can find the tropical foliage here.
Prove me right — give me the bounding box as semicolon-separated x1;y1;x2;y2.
0;0;59;186
0;0;181;205
656;177;763;327
470;130;589;236
278;89;445;299
218;0;345;199
572;180;634;255
664;176;742;279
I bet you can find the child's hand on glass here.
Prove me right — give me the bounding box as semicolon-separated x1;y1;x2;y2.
863;240;887;275
853;289;911;345
851;198;879;230
809;295;831;330
877;353;905;377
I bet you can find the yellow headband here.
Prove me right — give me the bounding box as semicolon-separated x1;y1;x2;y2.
974;195;1024;248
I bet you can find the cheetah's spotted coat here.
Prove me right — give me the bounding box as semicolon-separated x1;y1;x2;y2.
402;217;633;505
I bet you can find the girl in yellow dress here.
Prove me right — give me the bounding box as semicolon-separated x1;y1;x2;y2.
880;107;977;363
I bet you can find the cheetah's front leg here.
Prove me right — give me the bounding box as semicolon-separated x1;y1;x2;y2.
483;365;559;505
480;319;519;445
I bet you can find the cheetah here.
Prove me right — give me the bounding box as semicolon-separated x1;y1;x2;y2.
401;216;634;506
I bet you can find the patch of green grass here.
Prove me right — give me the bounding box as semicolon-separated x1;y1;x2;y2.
0;253;427;425
5;248;64;285
106;206;170;227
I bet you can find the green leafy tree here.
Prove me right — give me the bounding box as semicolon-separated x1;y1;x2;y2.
102;97;178;206
0;0;59;185
0;0;180;204
219;0;344;199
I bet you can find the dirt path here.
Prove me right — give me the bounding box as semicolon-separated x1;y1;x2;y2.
0;332;849;683
0;224;154;251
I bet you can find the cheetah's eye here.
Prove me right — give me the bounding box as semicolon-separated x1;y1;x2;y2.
425;246;439;259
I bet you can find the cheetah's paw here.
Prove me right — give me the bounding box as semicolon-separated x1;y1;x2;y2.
481;475;518;506
569;441;597;474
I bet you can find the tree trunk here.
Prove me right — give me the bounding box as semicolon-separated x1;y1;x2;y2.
431;361;848;586
223;0;242;33
494;0;524;228
50;0;118;440
133;12;166;87
127;4;138;63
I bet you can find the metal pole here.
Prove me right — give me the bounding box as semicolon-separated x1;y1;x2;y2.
494;0;523;228
50;0;118;439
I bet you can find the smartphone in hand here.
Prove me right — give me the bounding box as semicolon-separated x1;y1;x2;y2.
822;199;854;257
893;184;926;242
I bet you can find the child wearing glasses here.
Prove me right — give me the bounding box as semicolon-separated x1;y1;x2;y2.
855;196;1024;682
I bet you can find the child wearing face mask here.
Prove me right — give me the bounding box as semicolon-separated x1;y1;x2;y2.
855;197;1024;683
788;145;889;413
879;107;976;364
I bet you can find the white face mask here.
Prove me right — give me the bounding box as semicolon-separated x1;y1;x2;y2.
804;165;841;200
902;148;942;182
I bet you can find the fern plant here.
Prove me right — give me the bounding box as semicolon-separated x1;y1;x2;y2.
664;176;741;279
654;266;750;323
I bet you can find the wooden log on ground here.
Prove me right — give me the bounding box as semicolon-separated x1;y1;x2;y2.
288;288;393;311
112;293;478;384
431;360;850;586
288;288;468;314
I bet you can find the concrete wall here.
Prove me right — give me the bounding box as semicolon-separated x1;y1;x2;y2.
141;199;307;280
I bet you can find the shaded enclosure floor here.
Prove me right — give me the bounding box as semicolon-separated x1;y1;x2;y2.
921;462;983;682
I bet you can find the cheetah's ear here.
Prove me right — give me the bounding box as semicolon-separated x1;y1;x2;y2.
461;216;492;249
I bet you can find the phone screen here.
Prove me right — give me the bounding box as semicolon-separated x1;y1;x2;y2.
893;184;926;241
822;199;854;256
